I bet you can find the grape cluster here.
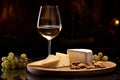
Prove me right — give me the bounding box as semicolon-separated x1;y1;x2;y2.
1;52;28;69
93;52;108;61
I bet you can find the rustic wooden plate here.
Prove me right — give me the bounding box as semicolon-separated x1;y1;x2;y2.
27;61;116;76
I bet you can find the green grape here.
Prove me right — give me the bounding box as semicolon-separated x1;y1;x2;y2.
3;60;11;69
9;60;15;66
94;55;100;61
1;57;7;61
102;55;108;61
93;54;97;60
8;52;14;58
1;62;5;68
98;52;103;58
21;53;27;59
96;56;100;61
4;64;10;69
1;52;28;69
4;60;9;66
7;56;14;61
14;57;18;65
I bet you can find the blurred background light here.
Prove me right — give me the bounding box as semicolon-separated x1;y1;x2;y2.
114;19;119;26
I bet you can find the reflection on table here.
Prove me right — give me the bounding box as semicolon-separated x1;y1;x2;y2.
1;68;27;80
27;70;119;80
0;66;120;80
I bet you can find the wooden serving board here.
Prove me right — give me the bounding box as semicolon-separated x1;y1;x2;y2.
27;61;116;76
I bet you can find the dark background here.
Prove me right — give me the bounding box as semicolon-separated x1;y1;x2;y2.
0;0;120;59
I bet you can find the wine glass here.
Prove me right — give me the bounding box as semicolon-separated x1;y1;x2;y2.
37;5;62;55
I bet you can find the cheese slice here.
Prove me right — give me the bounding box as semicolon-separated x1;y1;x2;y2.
28;55;59;68
41;55;59;68
28;59;45;66
67;49;93;64
56;52;70;67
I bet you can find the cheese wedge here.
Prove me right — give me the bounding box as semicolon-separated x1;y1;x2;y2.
28;55;59;68
67;49;93;64
28;59;45;66
56;52;70;67
41;55;59;68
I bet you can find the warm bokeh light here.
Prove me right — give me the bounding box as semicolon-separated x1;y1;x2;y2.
114;19;120;26
115;19;119;25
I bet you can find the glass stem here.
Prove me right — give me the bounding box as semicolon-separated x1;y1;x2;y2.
48;40;51;55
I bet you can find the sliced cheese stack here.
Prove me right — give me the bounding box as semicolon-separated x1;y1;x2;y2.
28;55;59;68
67;49;93;64
56;52;70;67
28;53;70;68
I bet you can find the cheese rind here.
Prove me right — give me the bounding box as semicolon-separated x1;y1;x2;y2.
56;52;70;67
67;49;93;64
